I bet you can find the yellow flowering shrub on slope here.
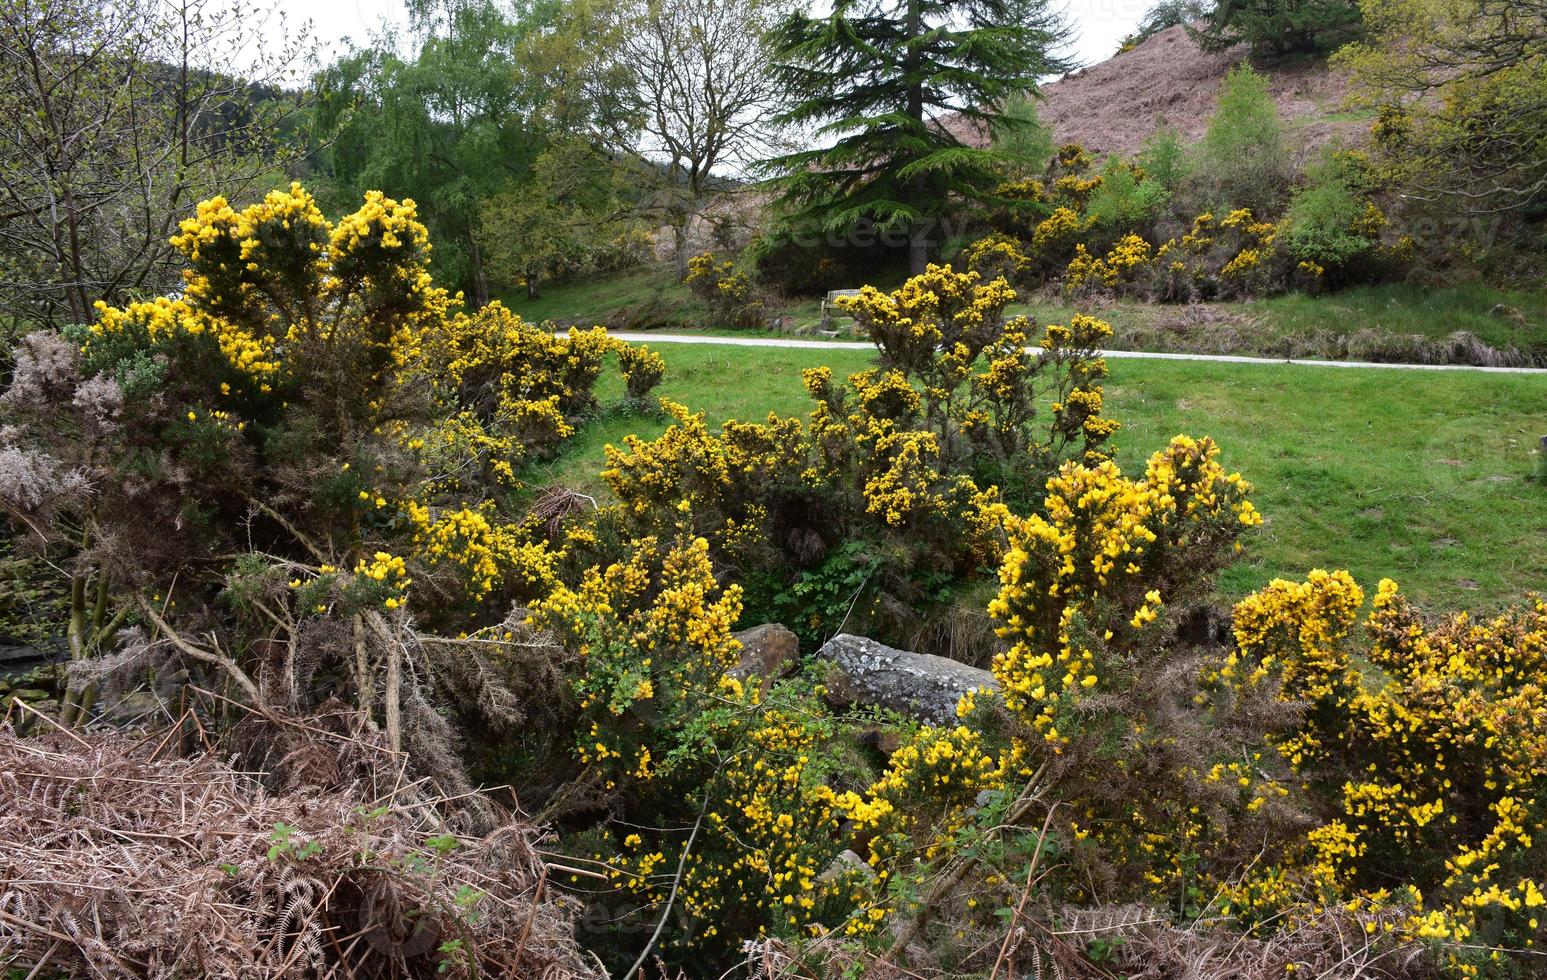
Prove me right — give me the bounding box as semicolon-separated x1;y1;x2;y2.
4;182;670;740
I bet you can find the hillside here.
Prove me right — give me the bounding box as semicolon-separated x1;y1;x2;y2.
949;24;1367;159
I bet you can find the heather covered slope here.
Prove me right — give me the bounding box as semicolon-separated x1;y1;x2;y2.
946;24;1366;158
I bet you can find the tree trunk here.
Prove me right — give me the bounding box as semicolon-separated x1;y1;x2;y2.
466;230;490;308
908;221;929;275
904;0;928;276
671;221;690;280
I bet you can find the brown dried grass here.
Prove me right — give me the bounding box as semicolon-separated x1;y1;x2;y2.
0;722;603;979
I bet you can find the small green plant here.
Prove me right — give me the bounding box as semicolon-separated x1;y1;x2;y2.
1136;123;1189;193
436;938;468;974
1087;935;1127;962
1085;155;1167;232
773;541;884;646
267;822;322;862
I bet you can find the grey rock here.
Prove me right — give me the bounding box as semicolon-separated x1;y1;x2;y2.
815;634;997;725
817;848;877;883
730;623;800;692
0;645;42;665
100;691;168;725
11;688;49;702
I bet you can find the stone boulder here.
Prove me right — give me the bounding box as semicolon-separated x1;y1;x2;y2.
815;634;997;724
730;623;800;692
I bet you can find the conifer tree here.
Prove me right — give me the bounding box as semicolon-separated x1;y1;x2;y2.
1189;0;1361;56
762;0;1071;274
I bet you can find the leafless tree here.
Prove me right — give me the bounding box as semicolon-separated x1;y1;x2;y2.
0;0;314;329
606;0;789;274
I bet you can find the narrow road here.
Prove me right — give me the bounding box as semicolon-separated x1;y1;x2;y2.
604;331;1547;375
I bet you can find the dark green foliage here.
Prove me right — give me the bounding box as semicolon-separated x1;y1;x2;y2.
761;0;1074;274
1188;0;1361;56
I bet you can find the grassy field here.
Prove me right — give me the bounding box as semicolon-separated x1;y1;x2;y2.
527;341;1547;613
502;264;1547;363
1011;283;1547;363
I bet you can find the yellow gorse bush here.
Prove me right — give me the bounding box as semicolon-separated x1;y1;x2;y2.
92;183;451;399
602;268;1122;613
1219;574;1547;973
988;435;1261;744
72;183;667;634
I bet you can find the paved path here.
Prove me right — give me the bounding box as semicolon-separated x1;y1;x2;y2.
604;331;1547;376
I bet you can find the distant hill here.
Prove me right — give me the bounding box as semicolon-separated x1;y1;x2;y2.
946;24;1368;160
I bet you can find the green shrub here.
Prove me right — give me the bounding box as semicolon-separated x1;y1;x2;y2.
601;266;1119;647
1136;123;1190;193
1195;63;1293;216
1280;151;1384;280
1085;155;1168;233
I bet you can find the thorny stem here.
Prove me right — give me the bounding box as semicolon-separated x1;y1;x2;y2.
883;766;1050;965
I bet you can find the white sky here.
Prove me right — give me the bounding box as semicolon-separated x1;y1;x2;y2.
262;0;1146;75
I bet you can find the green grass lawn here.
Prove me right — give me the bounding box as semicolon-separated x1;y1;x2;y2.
527;341;1547;613
499;265;1547;363
493;266;703;325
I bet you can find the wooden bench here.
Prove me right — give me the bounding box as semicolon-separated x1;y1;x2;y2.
818;288;864;337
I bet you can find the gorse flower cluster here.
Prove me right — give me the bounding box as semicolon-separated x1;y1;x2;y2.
966;136;1407;304
1064;233;1153;295
1;183;668;737
987;436;1261;744
1217;575;1547;974
616;343;666;404
685;251;766;330
601;266;1119;645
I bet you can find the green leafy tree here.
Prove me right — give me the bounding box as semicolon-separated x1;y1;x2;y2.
1085;156;1167;231
1189;0;1361;56
1195;63;1291;214
762;0;1073;274
481;138;647;298
317;0;623;305
1336;0;1547;216
319;1;532;305
993;91;1056;177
